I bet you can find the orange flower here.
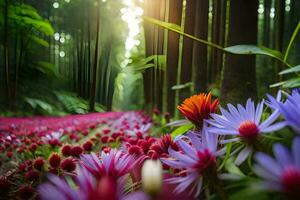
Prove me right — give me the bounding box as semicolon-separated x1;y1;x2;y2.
177;93;219;128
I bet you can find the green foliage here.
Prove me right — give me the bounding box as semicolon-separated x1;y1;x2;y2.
172;82;194;90
283;22;300;62
224;158;246;177
279;64;300;75
271;22;300;88
8;3;54;36
145;16;292;67
54;91;105;114
24;97;61;115
28;35;49;47
128;55;166;73
112;68;145;111
224;45;284;62
30;61;58;77
21;91;105;116
270;78;300;88
170;123;193;139
229;189;271;200
144;16;224;51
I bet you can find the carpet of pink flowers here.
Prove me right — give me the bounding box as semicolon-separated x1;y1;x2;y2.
0;112;156;199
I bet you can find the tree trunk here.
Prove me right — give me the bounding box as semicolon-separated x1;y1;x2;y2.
220;0;258;104
274;0;285;82
192;0;209;93
166;0;183;115
143;0;155;112
3;0;11;108
154;0;166;111
89;0;101;112
179;0;196;102
87;3;92;99
210;0;222;83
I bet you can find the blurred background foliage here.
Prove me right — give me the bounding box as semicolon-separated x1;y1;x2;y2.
0;0;300;117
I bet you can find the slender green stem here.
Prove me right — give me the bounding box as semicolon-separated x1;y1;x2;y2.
217;142;232;171
284;21;300;62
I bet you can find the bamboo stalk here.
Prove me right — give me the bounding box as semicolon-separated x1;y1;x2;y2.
89;0;101;111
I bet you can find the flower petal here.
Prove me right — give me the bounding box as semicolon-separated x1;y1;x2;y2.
235;146;252;166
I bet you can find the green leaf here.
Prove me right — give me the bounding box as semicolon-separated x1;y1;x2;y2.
225;158;245;177
24;97;54;113
129;55;166;73
9;4;54;36
9;4;42;20
171;123;193;139
144;16;182;31
54;91;105;114
229;189;270;200
134;63;156;72
31;61;57;77
145;17;291;67
270;77;300;88
144;16;224;51
21;17;54;36
28;35;49;47
166;119;189;127
284;21;300;62
172;82;194;90
153;55;167;71
218;142;232;171
224;45;283;60
279;64;300;75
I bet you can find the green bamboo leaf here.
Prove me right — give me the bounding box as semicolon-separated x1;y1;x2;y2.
28;35;49;47
129;55;166;72
284;21;300;62
145;16;291;67
144;16;224;51
171;123;193;139
134;63;156;72
270;78;300;88
279;64;300;75
224;45;283;60
172;82;194;90
153;55;167;71
144;16;182;31
166;119;189;127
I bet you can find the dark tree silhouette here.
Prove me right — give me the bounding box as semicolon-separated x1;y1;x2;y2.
220;0;258;104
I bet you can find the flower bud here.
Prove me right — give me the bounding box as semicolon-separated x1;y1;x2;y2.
141;159;162;197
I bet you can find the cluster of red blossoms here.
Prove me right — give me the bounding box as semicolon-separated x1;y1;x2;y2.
0;112;152;199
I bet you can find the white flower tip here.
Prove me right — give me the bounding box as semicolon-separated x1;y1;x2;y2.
141;159;163;196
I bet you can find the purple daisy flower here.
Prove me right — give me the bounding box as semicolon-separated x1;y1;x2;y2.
266;90;283;110
253;137;300;199
161;126;224;197
277;89;300;133
207;99;286;165
38;165;148;200
80;150;134;179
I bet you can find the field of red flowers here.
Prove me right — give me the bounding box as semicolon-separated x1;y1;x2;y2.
0;112;156;199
